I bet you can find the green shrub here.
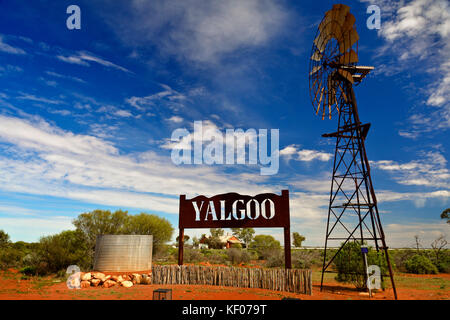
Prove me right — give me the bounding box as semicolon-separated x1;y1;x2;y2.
205;250;228;264
184;247;204;263
19;266;36;276
0;248;22;269
265;250;284;268
249;235;280;260
333;241;389;290
404;254;438;274
226;248;250;265
36;230;91;274
292;249;323;269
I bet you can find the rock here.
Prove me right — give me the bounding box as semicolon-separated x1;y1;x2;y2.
122;274;131;281
104;275;111;282
102;280;117;288
132;274;142;284
141;274;151;285
93;272;106;281
358;292;370;296
111;275;119;282
80;280;91;288
80;272;91;281
91;278;101;287
121;280;133;288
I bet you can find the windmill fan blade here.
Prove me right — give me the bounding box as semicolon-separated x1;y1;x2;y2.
331;3;350;26
311;50;322;61
340;28;359;54
322;96;326;120
338;69;354;84
318;10;333;31
342;13;356;33
320;21;344;51
317;86;325;114
327;89;333;119
313;80;324;103
319;19;342;37
339;49;358;65
309;65;322;76
330;85;337;106
314;32;332;53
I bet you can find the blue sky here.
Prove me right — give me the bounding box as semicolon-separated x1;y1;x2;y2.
0;0;448;247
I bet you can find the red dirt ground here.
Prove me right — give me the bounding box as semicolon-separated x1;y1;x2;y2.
0;269;448;300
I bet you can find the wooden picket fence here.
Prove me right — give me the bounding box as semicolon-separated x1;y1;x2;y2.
151;265;312;295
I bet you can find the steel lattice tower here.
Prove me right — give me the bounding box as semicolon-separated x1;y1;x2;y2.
319;82;397;299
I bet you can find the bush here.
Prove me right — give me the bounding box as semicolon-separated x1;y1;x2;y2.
203;249;227;264
265;250;284;268
404;254;438;274
227;248;250;265
292;249;322;269
249;235;280;260
0;248;22;269
73;210;174;256
333;241;389;290
184;247;205;263
36;230;91;274
19;266;36;276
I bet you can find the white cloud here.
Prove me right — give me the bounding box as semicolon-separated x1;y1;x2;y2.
372;151;450;189
57;51;131;73
0;35;26;55
0;115;446;246
102;0;289;63
0;216;74;242
377;190;450;208
280;144;333;162
0;115;277;215
363;0;450;136
16;93;63;105
384;222;449;248
166;116;183;123
45;71;86;84
126;84;187;112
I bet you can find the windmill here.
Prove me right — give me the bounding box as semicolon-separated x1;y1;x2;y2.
309;4;397;299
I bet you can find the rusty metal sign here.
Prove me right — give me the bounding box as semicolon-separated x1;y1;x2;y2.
178;190;291;268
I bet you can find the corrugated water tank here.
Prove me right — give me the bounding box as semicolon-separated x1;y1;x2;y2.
93;235;153;272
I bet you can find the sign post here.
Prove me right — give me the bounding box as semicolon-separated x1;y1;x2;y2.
178;190;291;269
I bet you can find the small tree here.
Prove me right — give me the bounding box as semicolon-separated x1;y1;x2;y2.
37;230;91;274
413;235;422;252
249;235;281;260
208;228;225;249
441;208;450;224
72;209;129;250
192;236;200;249
404;255;438;274
176;235;190;244
0;230;10;248
292;232;306;248
431;235;448;270
73;210;174;255
333;241;388;290
231;228;255;248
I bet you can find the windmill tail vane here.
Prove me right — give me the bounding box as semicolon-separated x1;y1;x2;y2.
308;4;398;300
